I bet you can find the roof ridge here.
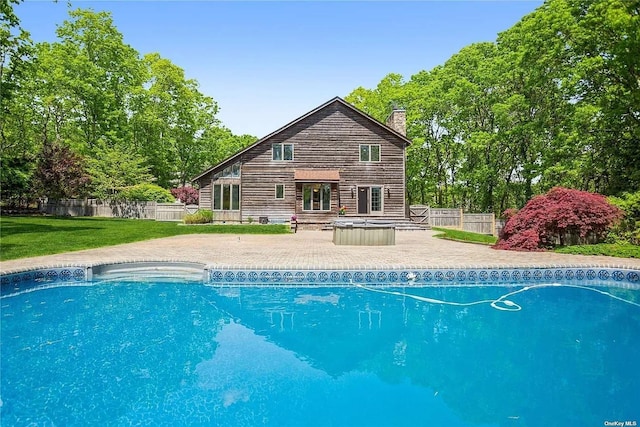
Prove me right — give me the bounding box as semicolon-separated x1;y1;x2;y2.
191;96;411;182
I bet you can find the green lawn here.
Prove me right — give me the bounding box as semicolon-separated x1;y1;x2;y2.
431;227;639;258
431;227;498;245
0;216;290;261
554;243;640;258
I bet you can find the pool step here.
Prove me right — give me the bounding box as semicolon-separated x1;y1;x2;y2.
92;261;206;282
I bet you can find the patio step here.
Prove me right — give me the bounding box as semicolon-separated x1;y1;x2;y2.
321;218;429;231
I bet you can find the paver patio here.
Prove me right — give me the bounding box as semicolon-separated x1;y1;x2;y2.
1;230;639;274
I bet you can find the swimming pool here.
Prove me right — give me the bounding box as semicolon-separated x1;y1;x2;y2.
1;268;639;426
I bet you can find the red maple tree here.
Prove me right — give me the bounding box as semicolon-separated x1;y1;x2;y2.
495;187;623;251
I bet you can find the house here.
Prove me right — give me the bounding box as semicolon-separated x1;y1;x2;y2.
192;97;411;227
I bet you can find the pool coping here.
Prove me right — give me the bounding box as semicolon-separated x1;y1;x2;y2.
2;260;639;296
2;258;639;275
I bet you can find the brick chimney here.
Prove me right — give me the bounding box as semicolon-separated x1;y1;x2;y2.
386;108;406;136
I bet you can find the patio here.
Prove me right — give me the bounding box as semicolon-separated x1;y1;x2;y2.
2;230;639;274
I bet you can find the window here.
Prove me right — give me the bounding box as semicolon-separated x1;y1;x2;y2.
232;185;240;210
303;183;331;211
360;144;380;162
371;186;382;212
273;143;294;161
213;184;240;210
222;184;231;210
275;184;285;199
213;185;221;209
214;162;240;178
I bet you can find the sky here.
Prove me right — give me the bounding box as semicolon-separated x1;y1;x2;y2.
16;0;544;138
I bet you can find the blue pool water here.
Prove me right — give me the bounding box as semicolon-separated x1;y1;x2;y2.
1;280;639;426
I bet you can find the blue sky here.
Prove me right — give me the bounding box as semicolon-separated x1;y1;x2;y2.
16;0;543;138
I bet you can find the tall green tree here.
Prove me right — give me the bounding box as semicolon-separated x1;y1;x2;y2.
202;126;257;168
2;5;256;204
0;0;37;206
348;0;639;215
132;53;220;187
52;8;146;152
564;0;640;194
86;140;154;199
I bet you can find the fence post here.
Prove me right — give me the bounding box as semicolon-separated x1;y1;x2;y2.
459;208;464;230
491;212;496;237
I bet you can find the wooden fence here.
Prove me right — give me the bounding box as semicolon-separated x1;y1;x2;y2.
43;199;199;221
409;205;498;236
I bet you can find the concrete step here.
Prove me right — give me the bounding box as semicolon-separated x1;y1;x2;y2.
321;218;430;231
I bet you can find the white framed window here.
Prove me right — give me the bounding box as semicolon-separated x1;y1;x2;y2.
359;144;380;162
273;143;294;161
213;184;240;210
275;184;285;199
302;183;331;211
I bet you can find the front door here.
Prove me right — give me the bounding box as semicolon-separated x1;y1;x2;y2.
357;187;369;214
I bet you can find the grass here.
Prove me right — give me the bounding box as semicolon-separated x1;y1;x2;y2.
432;227;498;245
554;242;640;258
0;216;290;261
431;226;639;258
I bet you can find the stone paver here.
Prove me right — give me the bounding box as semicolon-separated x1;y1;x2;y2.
2;230;639;274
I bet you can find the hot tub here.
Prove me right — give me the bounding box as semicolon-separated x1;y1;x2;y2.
332;220;396;246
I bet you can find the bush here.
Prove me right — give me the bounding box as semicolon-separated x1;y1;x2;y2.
117;184;175;203
171;186;199;205
608;191;640;245
184;209;213;224
495;187;623;251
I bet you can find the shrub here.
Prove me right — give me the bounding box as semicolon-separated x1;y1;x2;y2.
184;209;213;224
495;187;623;251
117;184;175;203
501;208;519;221
171;186;199;205
608;191;640;245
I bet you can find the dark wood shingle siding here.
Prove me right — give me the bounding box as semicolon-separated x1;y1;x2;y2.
241;168;295;220
196;99;407;222
199;179;212;209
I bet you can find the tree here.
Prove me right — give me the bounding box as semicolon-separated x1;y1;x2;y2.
495;187;623;250
32;139;90;200
1;0;37;207
132;53;221;187
202;126;257;167
347;0;639;215
564;0;640;194
86;140;154;199
345;73;406;121
51;8;146;152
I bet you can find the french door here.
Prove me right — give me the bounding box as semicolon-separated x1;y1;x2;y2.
357;186;383;215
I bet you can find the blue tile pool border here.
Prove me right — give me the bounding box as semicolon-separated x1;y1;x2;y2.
1;266;91;296
2;264;639;296
205;267;640;288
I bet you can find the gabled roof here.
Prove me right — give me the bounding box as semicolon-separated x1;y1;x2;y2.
192;96;411;182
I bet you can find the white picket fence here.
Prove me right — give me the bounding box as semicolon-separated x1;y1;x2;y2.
43;199;199;222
